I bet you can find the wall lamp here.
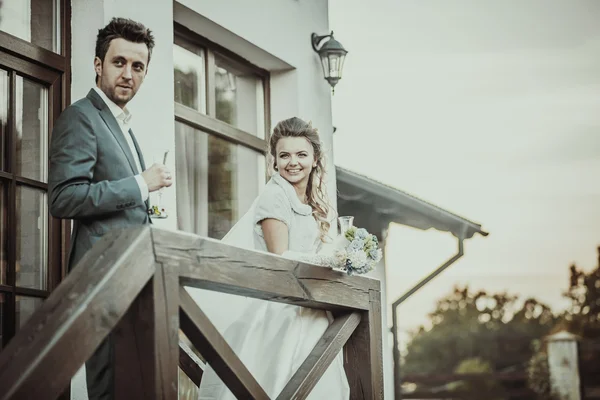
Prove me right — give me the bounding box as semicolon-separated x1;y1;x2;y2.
311;31;348;93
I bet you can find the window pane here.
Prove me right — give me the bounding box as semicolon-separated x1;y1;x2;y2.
175;122;208;235
174;43;206;113
16;186;48;290
174;122;265;239
16;295;43;330
0;0;61;53
16;76;48;182
208;136;265;239
207;134;237;239
0;69;7;172
215;56;265;138
234;144;266;226
0;181;5;285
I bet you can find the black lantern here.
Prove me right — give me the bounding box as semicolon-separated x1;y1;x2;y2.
311;31;348;92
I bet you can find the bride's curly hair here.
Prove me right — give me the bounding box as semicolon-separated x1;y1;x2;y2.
269;117;332;241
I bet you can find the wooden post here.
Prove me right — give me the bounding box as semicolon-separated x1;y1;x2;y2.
113;263;179;400
153;263;180;399
114;279;158;400
344;289;384;400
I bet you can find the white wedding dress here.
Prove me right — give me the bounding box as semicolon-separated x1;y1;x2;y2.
187;173;350;400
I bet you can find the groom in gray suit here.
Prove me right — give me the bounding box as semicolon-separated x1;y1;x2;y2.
48;18;172;400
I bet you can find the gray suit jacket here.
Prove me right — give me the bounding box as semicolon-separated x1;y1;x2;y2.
49;89;151;270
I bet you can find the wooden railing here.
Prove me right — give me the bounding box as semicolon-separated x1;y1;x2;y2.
0;226;383;399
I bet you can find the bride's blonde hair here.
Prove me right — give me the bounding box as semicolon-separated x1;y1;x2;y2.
269;117;332;241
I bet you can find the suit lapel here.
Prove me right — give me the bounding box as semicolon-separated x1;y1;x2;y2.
128;128;151;212
129;129;146;171
87;89;139;175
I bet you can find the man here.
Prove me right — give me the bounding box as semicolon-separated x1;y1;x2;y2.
48;17;172;400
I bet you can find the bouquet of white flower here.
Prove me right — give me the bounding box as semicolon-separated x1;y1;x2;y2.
281;217;381;275
330;226;382;275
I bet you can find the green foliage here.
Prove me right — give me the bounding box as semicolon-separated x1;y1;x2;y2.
344;226;357;241
403;286;556;376
549;249;600;390
403;246;600;399
448;358;507;400
526;343;558;400
561;256;600;338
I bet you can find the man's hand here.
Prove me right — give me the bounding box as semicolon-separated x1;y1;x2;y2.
141;163;173;192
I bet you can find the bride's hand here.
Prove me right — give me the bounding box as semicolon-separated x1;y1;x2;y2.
281;251;334;268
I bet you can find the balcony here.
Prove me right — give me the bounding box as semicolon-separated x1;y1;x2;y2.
0;226;383;399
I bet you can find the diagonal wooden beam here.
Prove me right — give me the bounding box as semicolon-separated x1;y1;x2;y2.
179;339;204;387
275;312;362;400
178;286;270;400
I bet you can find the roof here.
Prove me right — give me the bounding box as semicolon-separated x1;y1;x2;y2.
335;167;488;240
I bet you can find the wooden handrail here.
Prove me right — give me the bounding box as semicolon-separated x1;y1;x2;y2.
0;226;384;400
0;227;156;400
152;228;379;311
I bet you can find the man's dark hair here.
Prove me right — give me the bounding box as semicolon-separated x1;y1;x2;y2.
94;17;155;82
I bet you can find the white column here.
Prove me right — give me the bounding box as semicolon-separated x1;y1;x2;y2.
546;330;581;400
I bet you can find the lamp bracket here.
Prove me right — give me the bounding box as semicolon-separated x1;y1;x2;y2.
311;31;334;52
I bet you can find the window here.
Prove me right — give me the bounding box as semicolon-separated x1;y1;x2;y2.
0;0;70;350
214;55;266;138
0;0;62;54
173;29;269;239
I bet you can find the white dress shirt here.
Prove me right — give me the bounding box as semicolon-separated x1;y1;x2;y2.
92;87;149;202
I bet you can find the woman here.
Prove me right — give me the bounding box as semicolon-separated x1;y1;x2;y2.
194;117;349;399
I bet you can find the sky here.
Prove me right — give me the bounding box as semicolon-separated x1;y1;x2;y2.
329;0;600;336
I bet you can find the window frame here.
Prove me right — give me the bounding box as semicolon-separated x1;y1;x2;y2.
174;23;271;152
0;0;71;350
173;24;271;238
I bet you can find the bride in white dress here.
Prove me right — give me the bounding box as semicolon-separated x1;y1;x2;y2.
189;117;350;399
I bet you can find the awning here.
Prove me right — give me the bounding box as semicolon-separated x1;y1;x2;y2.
336;166;488;240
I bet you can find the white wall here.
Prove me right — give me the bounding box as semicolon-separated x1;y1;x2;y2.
71;0;176;230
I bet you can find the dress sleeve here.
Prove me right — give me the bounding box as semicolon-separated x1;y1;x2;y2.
253;184;293;236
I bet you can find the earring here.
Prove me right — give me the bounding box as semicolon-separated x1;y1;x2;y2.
274;165;278;171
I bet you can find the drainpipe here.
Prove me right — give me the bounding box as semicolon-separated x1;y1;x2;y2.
391;235;465;400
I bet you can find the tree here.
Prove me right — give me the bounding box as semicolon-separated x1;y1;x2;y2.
561;248;600;338
403;286;556;376
559;247;600;391
449;357;507;400
526;247;600;399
